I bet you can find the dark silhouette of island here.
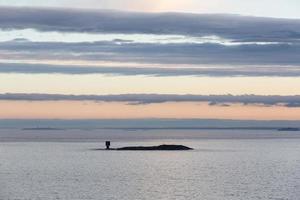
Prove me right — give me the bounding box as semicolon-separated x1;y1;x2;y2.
117;144;193;151
22;127;64;131
278;128;300;131
94;142;193;151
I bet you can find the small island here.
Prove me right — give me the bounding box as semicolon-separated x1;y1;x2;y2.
278;128;300;132
95;142;193;151
22;127;64;131
117;144;193;151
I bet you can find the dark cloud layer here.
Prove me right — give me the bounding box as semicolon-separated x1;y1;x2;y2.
1;62;300;77
1;93;300;107
1;40;300;67
1;7;300;75
1;7;300;42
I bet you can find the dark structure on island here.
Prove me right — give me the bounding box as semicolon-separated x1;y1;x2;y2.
102;141;193;151
105;141;111;149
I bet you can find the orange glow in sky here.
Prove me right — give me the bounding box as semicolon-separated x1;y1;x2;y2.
1;101;300;120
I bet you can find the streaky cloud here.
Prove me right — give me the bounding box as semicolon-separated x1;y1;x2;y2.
1;7;300;75
1;93;300;107
1;40;300;66
0;7;300;42
1;62;300;77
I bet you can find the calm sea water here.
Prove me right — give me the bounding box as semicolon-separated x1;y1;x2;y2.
1;129;300;200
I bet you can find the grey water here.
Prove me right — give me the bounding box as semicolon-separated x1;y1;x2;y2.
1;129;300;200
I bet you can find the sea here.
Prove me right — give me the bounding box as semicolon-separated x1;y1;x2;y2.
1;128;300;200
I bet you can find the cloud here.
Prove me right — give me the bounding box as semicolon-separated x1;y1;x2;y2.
1;40;300;67
1;93;300;107
0;7;300;42
1;62;300;77
1;7;300;76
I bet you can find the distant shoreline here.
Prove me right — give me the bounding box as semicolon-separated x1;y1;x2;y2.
22;128;65;131
1;119;300;130
18;127;300;131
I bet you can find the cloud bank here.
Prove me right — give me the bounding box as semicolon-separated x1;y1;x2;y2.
1;7;300;42
1;62;300;77
1;39;300;67
0;7;300;76
1;7;300;76
1;93;300;107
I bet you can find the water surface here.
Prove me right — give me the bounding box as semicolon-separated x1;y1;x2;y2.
1;129;300;200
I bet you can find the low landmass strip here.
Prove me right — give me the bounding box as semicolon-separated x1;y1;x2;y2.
96;145;193;151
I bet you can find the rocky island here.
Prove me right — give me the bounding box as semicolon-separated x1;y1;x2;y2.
117;144;193;151
95;142;193;151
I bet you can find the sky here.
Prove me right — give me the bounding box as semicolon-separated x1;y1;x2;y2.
0;1;300;120
0;0;300;18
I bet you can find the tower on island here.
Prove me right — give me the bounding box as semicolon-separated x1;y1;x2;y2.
105;141;111;150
